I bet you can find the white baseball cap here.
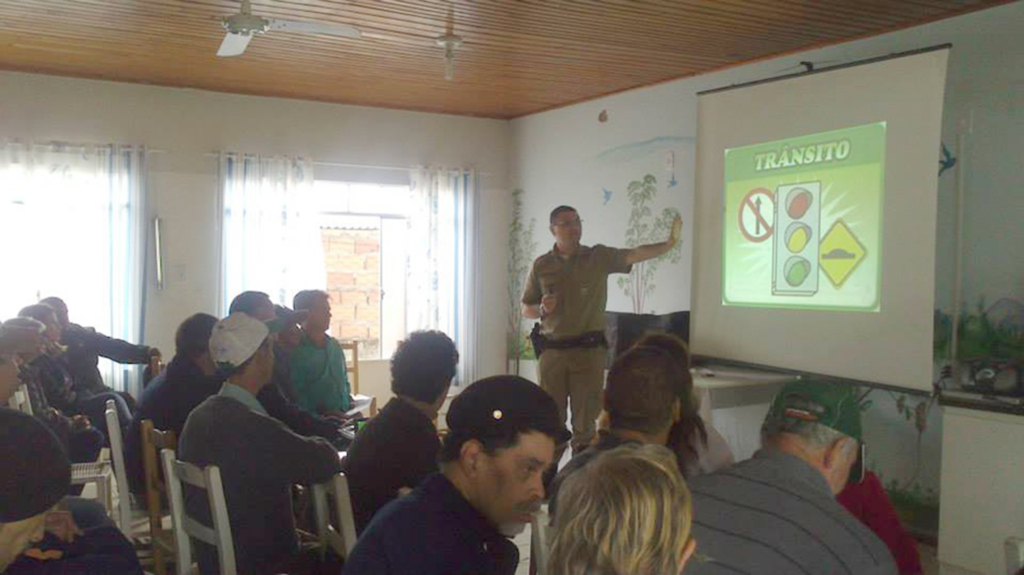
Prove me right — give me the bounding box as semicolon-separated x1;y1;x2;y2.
210;313;270;373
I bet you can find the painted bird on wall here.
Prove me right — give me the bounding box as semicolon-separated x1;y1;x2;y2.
939;142;956;176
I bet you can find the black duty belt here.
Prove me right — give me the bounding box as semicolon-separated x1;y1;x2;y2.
529;324;606;357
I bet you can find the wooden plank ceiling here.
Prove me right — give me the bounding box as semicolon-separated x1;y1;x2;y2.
0;0;1011;119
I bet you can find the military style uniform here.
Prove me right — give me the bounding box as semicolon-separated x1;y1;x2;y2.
522;243;631;455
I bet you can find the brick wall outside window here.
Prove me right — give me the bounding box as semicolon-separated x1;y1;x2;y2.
322;227;381;358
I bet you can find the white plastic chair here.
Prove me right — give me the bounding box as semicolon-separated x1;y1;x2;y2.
531;504;552;575
161;448;236;575
311;473;358;560
104;398;133;536
8;384;33;414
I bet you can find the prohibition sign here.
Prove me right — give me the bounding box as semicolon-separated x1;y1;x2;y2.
738;188;774;243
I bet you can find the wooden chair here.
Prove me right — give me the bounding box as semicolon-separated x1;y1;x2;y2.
339;341;360;395
340;341;377;418
311;473;358;560
161;448;236;575
141;420;177;575
104;399;134;536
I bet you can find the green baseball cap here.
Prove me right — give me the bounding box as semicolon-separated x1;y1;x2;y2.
764;380;862;441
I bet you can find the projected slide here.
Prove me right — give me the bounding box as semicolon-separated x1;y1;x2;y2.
722;122;885;311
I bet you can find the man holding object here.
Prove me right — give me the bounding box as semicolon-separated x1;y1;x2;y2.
522;205;682;461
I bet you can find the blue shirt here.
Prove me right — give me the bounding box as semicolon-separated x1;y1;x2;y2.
342;474;519;575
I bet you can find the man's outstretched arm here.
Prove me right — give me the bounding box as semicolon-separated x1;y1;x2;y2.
624;214;682;265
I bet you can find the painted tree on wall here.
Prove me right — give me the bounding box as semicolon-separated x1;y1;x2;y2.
507;188;538;365
617;174;682;313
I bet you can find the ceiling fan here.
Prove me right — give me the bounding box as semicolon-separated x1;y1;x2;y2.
217;0;361;57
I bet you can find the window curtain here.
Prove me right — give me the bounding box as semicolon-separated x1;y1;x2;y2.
218;153;326;313
407;167;479;386
0;141;147;393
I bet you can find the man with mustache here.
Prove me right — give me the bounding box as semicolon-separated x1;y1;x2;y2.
342;375;569;575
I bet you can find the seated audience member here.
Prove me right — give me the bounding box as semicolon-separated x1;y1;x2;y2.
124;313;221;494
229;291;347;447
0;408;142;574
838;470;923;575
4;318;104;473
272;304;303;402
40;296;159;412
1;322;40;403
343;330;459;532
289;290;352;417
178;313;343;575
548;345;686;513
631;333;734;475
548;444;697;575
686;380;897;575
0;320;44;360
17;304;131;444
342;376;570;575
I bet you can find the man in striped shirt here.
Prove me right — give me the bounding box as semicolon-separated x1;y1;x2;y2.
686;380;897;575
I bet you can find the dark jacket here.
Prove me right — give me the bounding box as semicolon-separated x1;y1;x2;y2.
17;363;103;465
63;323;151;397
179;393;343;575
124;356;223;494
30;353;77;413
342;474;519;575
342;398;441;532
256;344;344;446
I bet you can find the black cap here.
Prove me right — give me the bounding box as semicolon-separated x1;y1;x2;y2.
0;407;71;522
447;375;571;445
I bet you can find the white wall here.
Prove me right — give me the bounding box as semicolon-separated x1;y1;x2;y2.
0;72;512;381
510;0;1024;504
511;1;1024;317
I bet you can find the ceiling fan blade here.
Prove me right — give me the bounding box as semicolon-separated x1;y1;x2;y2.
217;32;253;57
266;18;361;39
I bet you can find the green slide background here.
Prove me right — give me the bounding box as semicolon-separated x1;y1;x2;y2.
722;122;886;311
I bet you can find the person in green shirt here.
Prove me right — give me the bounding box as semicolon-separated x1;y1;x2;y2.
289;290;352;418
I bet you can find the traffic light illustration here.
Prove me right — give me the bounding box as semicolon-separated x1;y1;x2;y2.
772;182;820;296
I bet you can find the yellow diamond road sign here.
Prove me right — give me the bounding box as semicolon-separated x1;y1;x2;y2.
818;220;866;288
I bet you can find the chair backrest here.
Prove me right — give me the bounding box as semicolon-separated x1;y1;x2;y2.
339;341;359;395
531;505;552;575
161;448;236;575
141;420;177;535
311;473;358;559
8;384;32;415
104;399;133;536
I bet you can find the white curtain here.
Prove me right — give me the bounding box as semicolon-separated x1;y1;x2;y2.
0;141;147;392
218;153;326;313
407;167;479;386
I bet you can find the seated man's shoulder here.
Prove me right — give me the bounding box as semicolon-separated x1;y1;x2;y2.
688;457;896;575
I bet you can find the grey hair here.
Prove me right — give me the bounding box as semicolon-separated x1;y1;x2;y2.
762;419;852;451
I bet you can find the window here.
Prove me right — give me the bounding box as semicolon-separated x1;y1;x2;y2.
0;143;146;392
314;180;410;360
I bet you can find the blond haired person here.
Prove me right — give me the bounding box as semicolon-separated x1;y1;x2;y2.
548;444;697;575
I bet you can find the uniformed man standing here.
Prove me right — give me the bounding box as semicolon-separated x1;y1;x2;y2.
522;205;682;460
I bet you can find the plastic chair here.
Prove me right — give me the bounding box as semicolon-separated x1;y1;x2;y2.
7;384;33;414
141;420;178;575
161;448;236;575
104;398;133;536
311;473;358;560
